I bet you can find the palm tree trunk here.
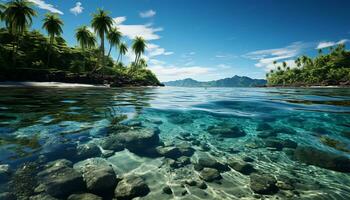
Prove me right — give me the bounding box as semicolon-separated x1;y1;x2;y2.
82;47;86;71
116;52;121;63
101;33;105;73
47;35;53;68
107;44;113;57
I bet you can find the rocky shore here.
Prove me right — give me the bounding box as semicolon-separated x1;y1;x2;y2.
0;68;164;87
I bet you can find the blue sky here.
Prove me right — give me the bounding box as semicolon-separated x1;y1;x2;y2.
3;0;350;81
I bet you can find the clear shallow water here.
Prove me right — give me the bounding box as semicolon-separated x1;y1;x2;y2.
0;86;350;199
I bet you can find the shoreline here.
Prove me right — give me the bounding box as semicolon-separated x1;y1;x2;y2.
0;81;110;88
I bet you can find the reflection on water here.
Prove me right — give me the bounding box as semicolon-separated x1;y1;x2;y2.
0;86;350;199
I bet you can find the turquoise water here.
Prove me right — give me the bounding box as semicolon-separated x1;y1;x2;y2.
0;86;350;199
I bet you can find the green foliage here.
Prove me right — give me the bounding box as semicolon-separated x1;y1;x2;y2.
0;1;161;86
267;45;350;86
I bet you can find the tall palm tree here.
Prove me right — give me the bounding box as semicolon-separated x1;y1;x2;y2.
75;25;96;70
107;27;121;57
318;48;323;55
0;3;5;24
4;0;37;65
132;36;147;65
117;42;128;63
282;61;287;69
91;9;113;71
139;58;147;68
42;13;63;68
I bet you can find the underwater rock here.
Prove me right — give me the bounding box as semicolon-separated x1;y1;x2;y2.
198;181;208;189
74;158;117;195
200;168;222;182
197;156;229;172
41;138;78;162
156;146;182;159
101;128;160;155
29;193;58;200
177;143;195;157
0;164;11;183
185;180;197;186
76;142;102;161
101;150;114;158
100;135;125;151
177;156;191;167
162;186;173;194
264;139;284;151
207;125;246;138
67;193;103;200
228;158;255;175
293;146;350;173
281;139;298;149
257;131;277;138
243;156;254;162
0;192;16;200
114;175;150;200
319;136;350;153
168;113;193;124
256;123;273;131
250;173;278;195
37;159;85;198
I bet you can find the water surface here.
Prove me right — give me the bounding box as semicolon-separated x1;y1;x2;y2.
0;87;349;199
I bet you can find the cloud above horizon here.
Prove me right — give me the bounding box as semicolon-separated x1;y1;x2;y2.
28;0;63;15
244;42;310;71
316;39;349;49
70;2;83;16
139;9;156;18
113;16;162;40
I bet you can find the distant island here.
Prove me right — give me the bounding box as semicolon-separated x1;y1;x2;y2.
266;44;350;87
163;76;267;87
0;0;161;87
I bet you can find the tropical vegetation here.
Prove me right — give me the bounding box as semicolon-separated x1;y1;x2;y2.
266;44;350;86
0;0;161;86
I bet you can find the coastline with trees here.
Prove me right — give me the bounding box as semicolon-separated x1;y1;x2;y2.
266;44;350;87
0;0;162;87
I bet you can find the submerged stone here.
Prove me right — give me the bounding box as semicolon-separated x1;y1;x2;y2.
256;123;273;131
115;175;150;200
38;159;85;198
228;158;255;175
67;193;103;200
74;158;117;195
29;194;58;200
207;125;246;138
250;173;278;195
200;168;222;182
76;142;102;161
293;146;350;173
197;156;229;172
162;186;173;194
0;164;11;183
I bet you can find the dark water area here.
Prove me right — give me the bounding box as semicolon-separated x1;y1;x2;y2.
0;86;349;199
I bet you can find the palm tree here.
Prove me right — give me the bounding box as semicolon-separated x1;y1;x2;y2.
107;27;122;57
42;13;63;67
139;58;147;68
0;3;5;23
117;42;128;63
4;0;37;65
132;36;147;65
282;61;287;69
75;25;96;70
318;48;323;55
91;9;113;71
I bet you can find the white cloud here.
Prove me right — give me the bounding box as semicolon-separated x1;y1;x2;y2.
244;42;309;71
28;0;63;15
147;43;173;57
113;16;162;40
113;16;127;25
70;2;83;16
316;39;349;49
139;10;156;18
149;65;212;82
215;53;237;60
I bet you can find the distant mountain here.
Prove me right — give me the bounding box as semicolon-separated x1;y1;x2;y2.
163;76;267;87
